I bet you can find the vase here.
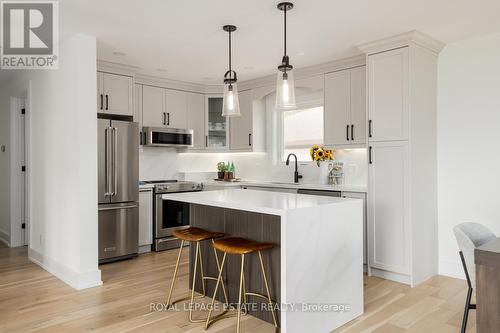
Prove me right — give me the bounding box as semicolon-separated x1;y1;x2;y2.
318;162;332;185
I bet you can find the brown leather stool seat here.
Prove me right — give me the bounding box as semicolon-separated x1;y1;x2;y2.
213;237;273;255
173;227;225;242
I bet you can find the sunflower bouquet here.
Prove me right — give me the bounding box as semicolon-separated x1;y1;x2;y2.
309;145;334;166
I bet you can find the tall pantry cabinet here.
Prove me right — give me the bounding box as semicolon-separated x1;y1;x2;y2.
359;32;444;286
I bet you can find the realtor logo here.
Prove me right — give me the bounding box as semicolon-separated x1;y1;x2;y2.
1;1;59;69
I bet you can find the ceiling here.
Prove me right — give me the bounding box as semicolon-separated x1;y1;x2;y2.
58;0;500;85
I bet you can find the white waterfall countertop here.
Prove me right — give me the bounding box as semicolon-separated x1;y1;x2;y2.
162;189;355;216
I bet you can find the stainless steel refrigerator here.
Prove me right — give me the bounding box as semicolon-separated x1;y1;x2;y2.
98;117;139;263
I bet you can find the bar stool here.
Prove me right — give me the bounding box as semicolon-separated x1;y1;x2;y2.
205;237;279;333
166;227;229;323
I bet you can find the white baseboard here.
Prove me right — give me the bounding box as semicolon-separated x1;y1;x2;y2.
138;244;151;254
370;267;411;285
28;247;102;290
0;229;10;247
438;259;465;280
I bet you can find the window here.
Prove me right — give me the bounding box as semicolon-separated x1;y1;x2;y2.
281;106;324;161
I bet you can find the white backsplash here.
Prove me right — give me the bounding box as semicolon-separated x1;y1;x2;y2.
139;146;179;181
176;149;367;186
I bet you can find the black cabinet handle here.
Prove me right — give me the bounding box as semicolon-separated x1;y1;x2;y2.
369;120;372;138
100;94;103;110
167;113;170;126
351;124;354;141
205;135;208;147
346;125;350;141
369;146;373;164
162;112;166;125
249;133;252;146
105;95;109;110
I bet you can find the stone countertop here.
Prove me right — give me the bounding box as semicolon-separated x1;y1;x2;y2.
201;180;367;193
162;189;359;215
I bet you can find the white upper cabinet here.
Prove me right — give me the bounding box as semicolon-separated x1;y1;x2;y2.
368;141;409;275
97;72;133;116
142;85;165;127
230;90;253;151
187;92;206;150
165;89;188;129
324;66;366;147
350;67;367;145
368;47;409;142
324;70;351;146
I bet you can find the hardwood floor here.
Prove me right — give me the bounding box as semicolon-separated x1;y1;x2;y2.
0;246;475;333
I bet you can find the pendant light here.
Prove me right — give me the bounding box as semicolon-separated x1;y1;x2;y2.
222;25;240;117
276;2;296;110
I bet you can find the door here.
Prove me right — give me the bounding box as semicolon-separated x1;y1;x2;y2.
230;89;253;151
368;142;409;274
165;89;188;128
139;189;153;246
368;47;409;142
187;92;205;149
110;120;139;203
324;70;351;146
102;73;133;116
98;203;139;261
142;85;165;127
350;67;367;145
97;72;104;112
206;96;228;150
97;119;111;204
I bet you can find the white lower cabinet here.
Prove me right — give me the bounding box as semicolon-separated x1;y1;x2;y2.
368;142;410;277
139;189;153;250
342;191;367;267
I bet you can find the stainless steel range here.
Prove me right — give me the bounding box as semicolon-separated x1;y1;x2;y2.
143;180;203;251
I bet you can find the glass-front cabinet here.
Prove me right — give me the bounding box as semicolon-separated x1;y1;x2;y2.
205;96;229;150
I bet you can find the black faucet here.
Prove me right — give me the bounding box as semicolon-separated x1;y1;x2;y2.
286;153;303;183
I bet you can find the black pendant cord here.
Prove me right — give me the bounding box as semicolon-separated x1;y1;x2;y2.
228;29;232;73
283;7;287;57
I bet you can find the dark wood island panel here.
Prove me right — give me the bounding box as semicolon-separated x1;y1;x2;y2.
188;203;281;324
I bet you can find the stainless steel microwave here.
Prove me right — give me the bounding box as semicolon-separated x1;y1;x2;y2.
143;127;194;147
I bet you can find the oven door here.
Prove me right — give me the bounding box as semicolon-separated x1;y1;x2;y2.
155;194;190;238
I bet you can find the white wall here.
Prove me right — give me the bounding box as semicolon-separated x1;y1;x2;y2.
437;32;500;278
2;34;101;289
0;84;12;245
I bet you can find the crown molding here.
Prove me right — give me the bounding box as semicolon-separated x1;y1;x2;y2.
134;73;211;94
357;30;445;55
97;60;139;77
238;54;366;91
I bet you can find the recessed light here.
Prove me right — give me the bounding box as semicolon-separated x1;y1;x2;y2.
113;51;126;56
156;68;167;72
297;52;305;56
203;77;214;81
244;66;254;70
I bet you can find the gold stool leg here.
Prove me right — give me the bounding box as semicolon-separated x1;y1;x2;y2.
258;251;279;328
166;240;185;308
188;242;201;322
236;254;246;333
212;239;229;306
198;242;207;297
205;252;227;330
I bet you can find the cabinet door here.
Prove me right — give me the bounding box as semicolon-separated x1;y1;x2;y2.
142;85;165;127
368;142;409;274
102;73;133;116
350;67;367;145
324;70;351;146
230;90;253;151
165;89;187;128
139;190;153;246
206;96;228;150
368;47;409;141
97;72;104;112
187;92;205;149
342;191;367;265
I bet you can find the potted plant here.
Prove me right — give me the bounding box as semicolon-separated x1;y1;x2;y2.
216;162;226;180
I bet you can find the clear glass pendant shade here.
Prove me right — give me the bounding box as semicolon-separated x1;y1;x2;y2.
222;82;240;117
276;69;296;110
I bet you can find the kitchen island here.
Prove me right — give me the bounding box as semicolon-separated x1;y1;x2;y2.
162;189;363;333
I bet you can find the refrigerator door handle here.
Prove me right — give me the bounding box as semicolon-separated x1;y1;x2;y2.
112;127;118;196
104;127;111;197
99;203;139;211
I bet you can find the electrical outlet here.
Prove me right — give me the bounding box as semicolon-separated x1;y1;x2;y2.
1;145;5;153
